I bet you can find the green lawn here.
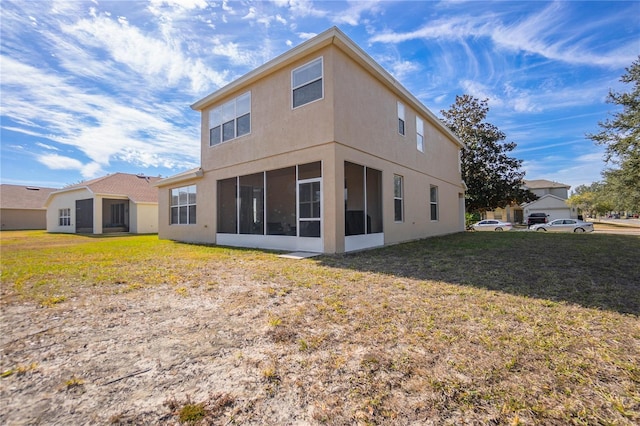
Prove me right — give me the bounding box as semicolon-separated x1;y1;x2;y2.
1;230;639;424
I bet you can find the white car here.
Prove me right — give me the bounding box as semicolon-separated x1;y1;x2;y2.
531;218;594;233
472;220;513;232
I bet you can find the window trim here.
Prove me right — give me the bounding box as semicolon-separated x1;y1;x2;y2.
292;57;324;109
394;174;404;222
397;102;405;136
59;208;71;226
170;185;197;225
208;92;251;147
416;116;424;152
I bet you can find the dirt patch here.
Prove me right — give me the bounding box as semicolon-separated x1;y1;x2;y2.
1;281;297;425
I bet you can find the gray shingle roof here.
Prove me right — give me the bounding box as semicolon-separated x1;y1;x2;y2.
60;173;161;203
524;179;570;189
0;184;58;209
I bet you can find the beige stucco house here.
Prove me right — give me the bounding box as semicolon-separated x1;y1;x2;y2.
45;173;161;234
157;27;466;253
1;184;58;230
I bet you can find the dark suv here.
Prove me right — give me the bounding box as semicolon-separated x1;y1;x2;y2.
527;213;548;227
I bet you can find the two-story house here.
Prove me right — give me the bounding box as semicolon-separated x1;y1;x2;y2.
156;27;466;254
521;179;575;222
486;179;574;224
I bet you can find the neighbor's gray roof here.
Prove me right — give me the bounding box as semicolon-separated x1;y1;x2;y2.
524;179;570;189
0;184;58;210
51;173;161;204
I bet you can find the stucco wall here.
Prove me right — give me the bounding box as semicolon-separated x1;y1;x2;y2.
200;46;336;174
130;203;159;234
332;48;463;187
1;209;46;230
46;188;92;233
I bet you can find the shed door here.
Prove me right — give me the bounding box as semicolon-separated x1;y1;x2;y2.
75;198;93;233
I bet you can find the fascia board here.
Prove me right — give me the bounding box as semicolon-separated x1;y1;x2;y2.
155;168;204;187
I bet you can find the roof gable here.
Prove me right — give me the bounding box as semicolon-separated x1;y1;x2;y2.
52;173;161;203
522;194;569;208
0;184;58;209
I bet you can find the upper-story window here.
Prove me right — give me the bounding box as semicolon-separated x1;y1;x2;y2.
416;117;424;152
209;92;251;146
397;102;405;136
292;57;323;108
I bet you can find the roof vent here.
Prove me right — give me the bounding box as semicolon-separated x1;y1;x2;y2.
26;187;40;191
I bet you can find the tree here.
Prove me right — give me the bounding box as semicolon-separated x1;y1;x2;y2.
588;56;640;212
441;95;536;214
567;182;613;218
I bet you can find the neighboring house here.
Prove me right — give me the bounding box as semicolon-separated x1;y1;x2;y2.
486;179;574;224
45;173;161;234
156;27;466;254
0;184;58;230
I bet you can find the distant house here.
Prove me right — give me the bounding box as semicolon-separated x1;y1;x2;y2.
486;179;575;224
156;27;466;254
0;184;58;230
521;179;575;222
45;173;161;234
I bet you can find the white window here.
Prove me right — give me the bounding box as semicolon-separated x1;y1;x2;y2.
59;208;71;226
170;185;196;225
430;185;439;221
292;57;323;108
209;92;251;146
416;117;424;152
397;102;405;136
394;175;404;222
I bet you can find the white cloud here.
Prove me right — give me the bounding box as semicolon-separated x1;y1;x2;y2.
37;154;84;171
273;0;327;18
211;38;260;67
332;0;381;26
148;0;208;10
36;142;60;151
390;60;420;80
1;55;199;177
243;6;257;20
297;32;317;41
222;0;235;14
61;14;228;93
369;4;636;68
460;80;503;107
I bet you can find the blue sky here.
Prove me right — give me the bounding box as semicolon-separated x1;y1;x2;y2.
1;1;638;191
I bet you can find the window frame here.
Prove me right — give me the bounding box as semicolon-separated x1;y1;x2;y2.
292;57;324;109
208;92;251;146
170;185;197;225
416;116;424;152
430;185;439;221
394;174;404;222
397;102;405;136
59;208;71;226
